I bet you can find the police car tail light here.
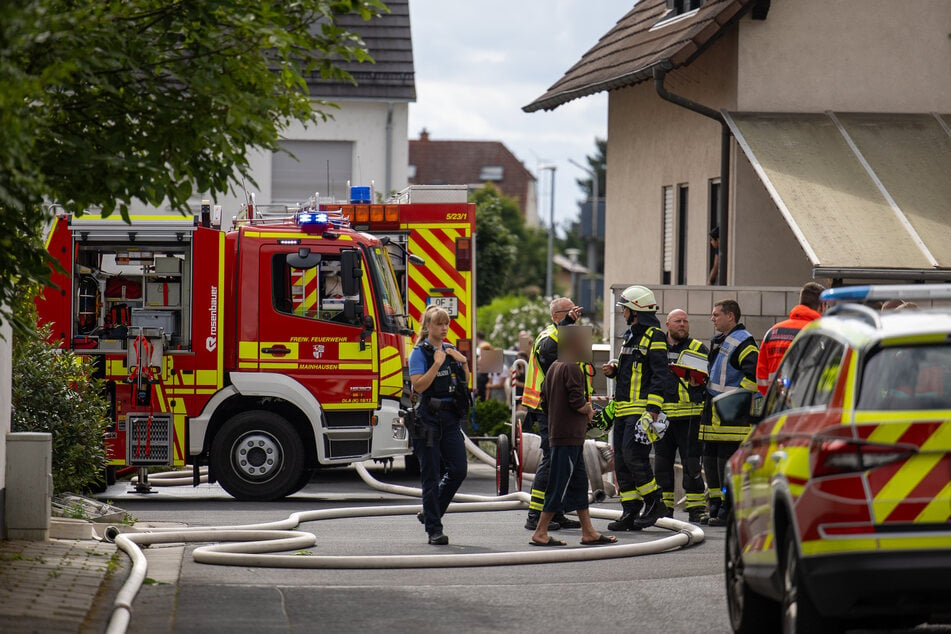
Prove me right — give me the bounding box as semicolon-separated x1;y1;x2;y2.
810;436;916;478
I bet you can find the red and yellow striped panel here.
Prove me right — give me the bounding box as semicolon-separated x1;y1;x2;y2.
290;267;319;317
406;225;472;345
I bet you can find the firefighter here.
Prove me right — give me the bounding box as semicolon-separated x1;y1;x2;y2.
701;299;759;527
409;306;471;545
603;285;673;531
755;282;825;394
521;297;586;531
657;309;708;523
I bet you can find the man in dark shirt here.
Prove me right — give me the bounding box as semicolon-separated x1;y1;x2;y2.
530;327;617;547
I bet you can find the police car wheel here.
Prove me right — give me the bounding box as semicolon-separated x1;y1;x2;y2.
496;434;511;496
211;411;305;502
725;513;779;634
782;532;835;634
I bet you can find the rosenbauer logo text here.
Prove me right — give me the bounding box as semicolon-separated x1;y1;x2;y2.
206;286;218;352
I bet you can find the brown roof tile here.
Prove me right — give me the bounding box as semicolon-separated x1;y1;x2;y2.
523;0;752;112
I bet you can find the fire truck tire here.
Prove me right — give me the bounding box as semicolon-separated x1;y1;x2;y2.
782;531;837;634
495;434;510;496
211;411;305;502
725;514;779;634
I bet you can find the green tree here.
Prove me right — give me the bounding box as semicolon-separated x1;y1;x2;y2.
0;0;383;332
473;187;518;306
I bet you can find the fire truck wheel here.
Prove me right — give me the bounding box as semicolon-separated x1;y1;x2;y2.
725;513;779;634
211;411;305;502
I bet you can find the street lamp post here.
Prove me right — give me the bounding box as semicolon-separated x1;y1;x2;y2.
540;165;557;298
568;158;599;313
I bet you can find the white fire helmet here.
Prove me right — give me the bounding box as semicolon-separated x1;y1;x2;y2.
616;285;659;312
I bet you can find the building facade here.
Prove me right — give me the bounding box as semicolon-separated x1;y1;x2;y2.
526;0;951;323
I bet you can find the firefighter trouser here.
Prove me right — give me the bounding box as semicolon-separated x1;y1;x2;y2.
613;414;660;505
702;440;740;509
528;409;551;514
655;415;705;511
414;407;468;536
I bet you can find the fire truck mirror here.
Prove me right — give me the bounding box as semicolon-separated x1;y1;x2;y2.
344;299;364;324
340;249;363;297
287;248;321;270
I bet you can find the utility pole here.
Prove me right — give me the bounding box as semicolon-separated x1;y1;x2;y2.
540;165;557;298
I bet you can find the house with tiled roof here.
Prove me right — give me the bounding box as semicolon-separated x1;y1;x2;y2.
214;0;415;211
526;0;951;326
408;130;538;225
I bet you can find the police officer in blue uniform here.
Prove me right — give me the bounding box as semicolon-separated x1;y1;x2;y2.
408;305;471;545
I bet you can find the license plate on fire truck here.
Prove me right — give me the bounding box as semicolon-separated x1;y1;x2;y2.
427;296;458;317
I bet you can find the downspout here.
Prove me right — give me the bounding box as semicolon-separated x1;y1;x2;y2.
384;102;394;197
653;66;730;286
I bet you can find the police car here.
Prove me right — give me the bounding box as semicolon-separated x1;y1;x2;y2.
715;285;951;634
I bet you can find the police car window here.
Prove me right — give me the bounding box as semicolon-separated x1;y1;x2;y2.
763;338;804;416
858;345;951;411
272;254;361;325
810;342;844;407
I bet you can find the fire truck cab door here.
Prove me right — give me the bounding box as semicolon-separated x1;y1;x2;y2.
253;244;376;410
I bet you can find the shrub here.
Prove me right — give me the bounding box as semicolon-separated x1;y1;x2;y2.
472;398;511;438
11;287;109;493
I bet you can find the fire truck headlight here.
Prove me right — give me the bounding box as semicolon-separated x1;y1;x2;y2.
393;416;407;440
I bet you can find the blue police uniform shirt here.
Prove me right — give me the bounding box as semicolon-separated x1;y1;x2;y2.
408;341;455;377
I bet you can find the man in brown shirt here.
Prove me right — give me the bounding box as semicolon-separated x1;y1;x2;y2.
530;327;617;547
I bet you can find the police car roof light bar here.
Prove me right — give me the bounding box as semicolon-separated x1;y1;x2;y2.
821;283;951;304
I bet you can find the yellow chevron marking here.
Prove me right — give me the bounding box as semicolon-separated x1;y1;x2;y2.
920;422;951;451
916;479;951;522
867;422;911;444
873;454;942;521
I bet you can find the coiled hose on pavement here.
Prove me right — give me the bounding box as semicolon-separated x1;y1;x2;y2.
105;461;704;634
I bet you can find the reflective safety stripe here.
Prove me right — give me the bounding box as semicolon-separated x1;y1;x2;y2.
522;325;557;410
685;493;706;510
708;329;755;396
707;488;724;501
662;491;675;509
636;479;660;496
619;489;642;503
664;338;706;416
529;488;546;511
699;404;751;442
615;400;649;417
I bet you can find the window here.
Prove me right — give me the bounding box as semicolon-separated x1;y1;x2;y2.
677;185;688;285
812;342;845;407
272;253;361;325
662;186;674;284
858;345;951;411
407;164;417;180
272;140;353;204
367;246;409;333
709;179;720;276
653;0;705;27
763;335;829;416
479;165;504;182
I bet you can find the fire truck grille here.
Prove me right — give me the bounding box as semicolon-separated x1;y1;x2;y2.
126;414;174;466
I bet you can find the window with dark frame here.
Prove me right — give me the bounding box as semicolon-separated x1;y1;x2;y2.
662;186;674;285
677;184;688;285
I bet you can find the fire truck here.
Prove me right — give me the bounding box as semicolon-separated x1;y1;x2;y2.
36;186;475;501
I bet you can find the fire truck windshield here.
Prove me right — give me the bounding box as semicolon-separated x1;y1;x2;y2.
369;246;408;332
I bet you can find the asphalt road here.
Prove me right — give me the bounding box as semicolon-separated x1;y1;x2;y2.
99;461;950;634
101;460;730;634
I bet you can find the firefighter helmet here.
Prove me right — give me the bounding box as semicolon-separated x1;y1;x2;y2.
617;285;659;312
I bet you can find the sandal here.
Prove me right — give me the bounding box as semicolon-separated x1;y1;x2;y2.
530;537;567;547
580;534;618;545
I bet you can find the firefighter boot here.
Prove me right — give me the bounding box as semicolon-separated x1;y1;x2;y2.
607;501;644;532
687;507;705;524
525;511;561;532
631;491;666;529
702;498;722;526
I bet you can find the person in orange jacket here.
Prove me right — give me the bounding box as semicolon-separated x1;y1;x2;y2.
755;282;826;394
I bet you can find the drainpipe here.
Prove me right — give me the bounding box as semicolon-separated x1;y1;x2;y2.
653;66;730;286
384;102;394;197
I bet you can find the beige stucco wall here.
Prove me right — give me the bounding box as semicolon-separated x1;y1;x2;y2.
737;0;951;112
604;29;738;312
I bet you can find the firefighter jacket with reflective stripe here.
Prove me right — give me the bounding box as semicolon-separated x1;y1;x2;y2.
701;325;759;443
613;313;670;417
523;321;592;410
755;304;821;394
662;337;708;418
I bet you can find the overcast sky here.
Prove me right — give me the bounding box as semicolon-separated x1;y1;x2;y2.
407;1;627;230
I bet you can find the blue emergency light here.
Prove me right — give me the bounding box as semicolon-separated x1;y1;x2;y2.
297;212;331;233
350;186;372;204
821;284;951;303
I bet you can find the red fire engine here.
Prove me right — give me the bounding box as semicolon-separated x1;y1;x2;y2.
38;200;430;501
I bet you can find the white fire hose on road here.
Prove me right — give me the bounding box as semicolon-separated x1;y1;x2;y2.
105;461;704;634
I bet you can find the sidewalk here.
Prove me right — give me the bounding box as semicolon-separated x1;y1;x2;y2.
0;537;126;633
